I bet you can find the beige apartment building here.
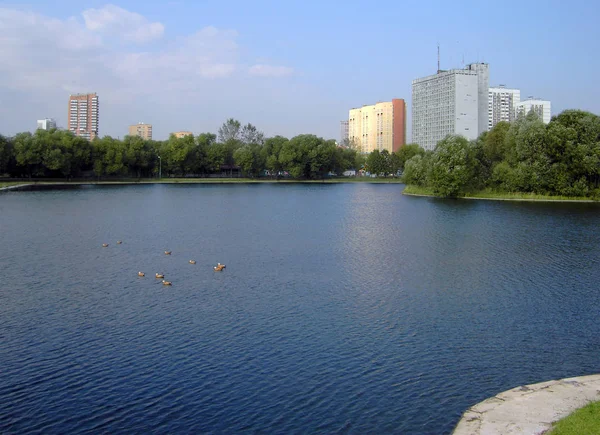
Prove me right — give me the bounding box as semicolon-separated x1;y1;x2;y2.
68;93;99;140
171;131;193;138
129;122;153;140
348;99;406;154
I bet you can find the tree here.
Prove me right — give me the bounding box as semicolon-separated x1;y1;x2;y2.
262;136;288;176
389;152;402;176
13;132;41;178
218;118;241;143
240;123;265;145
402;154;430;186
207;142;227;173
429;135;477;197
396;143;424;170
366;150;389;176
0;135;14;175
483;121;511;164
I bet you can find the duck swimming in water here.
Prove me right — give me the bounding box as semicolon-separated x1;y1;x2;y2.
189;260;196;264
155;273;164;279
102;243;109;247
138;271;145;277
164;251;172;255
162;280;172;286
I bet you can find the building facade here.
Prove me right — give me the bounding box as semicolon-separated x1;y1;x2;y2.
68;93;99;140
340;120;349;145
37;118;57;130
516;98;551;124
488;86;521;129
348;99;406;154
129;122;153;140
171;131;193;138
412;63;489;151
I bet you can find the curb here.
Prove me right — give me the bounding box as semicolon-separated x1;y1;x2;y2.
453;374;600;434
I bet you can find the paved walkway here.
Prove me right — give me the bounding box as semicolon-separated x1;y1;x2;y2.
0;184;31;191
453;374;600;434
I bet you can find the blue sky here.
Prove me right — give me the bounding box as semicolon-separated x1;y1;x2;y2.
0;0;598;141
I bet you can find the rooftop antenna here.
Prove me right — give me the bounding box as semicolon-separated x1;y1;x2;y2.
437;43;440;73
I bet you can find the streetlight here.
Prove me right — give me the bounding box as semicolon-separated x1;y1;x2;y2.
157;155;162;180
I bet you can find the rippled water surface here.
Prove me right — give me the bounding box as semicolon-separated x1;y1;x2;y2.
1;184;600;434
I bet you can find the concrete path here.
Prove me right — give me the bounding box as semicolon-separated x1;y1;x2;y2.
0;184;31;191
453;374;600;434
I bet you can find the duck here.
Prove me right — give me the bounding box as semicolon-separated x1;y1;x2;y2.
162;280;172;286
189;260;196;264
155;273;164;279
102;243;109;247
214;264;225;272
117;240;122;244
138;271;145;277
217;262;226;269
164;251;172;255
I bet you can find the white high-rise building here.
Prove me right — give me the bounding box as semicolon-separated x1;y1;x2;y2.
412;63;489;150
340;120;349;144
516;98;551;124
488;86;520;129
37;118;57;130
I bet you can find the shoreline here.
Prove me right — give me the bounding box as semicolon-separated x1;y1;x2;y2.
402;190;599;204
0;178;405;191
453;374;600;434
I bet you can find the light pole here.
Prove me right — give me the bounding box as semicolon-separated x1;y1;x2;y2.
157;155;162;179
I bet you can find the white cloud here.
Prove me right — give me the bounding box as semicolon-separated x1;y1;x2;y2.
82;4;164;43
0;6;301;139
248;64;294;77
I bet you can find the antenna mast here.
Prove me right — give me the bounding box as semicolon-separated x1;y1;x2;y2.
437;43;440;73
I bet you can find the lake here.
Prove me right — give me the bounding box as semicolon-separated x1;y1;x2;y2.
1;183;599;434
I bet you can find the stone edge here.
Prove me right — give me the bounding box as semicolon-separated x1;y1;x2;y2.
452;374;600;435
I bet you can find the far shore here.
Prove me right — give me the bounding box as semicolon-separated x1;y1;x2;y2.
402;185;600;203
0;177;405;190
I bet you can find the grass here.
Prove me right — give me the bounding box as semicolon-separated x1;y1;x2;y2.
549;400;600;434
402;185;598;202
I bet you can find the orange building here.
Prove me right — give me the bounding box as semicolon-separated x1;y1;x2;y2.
348;98;406;153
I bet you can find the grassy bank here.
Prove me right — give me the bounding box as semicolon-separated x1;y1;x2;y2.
549;400;600;434
402;185;598;202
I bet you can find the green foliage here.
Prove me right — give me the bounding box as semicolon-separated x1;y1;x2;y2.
402;153;430;186
403;109;600;198
429;135;477;197
396;143;424;170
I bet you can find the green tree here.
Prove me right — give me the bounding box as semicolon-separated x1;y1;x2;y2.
207;142;227;173
402;153;430;186
366;150;387;176
429;135;477;197
396;143;424;170
262;136;288;176
0;135;14;175
13;132;41;178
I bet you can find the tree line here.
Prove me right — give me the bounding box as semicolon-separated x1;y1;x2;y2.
402;110;600;198
0;119;366;179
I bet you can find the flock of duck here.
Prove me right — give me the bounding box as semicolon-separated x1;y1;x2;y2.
101;241;226;286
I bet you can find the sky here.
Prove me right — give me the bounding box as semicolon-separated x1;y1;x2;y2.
0;0;599;141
